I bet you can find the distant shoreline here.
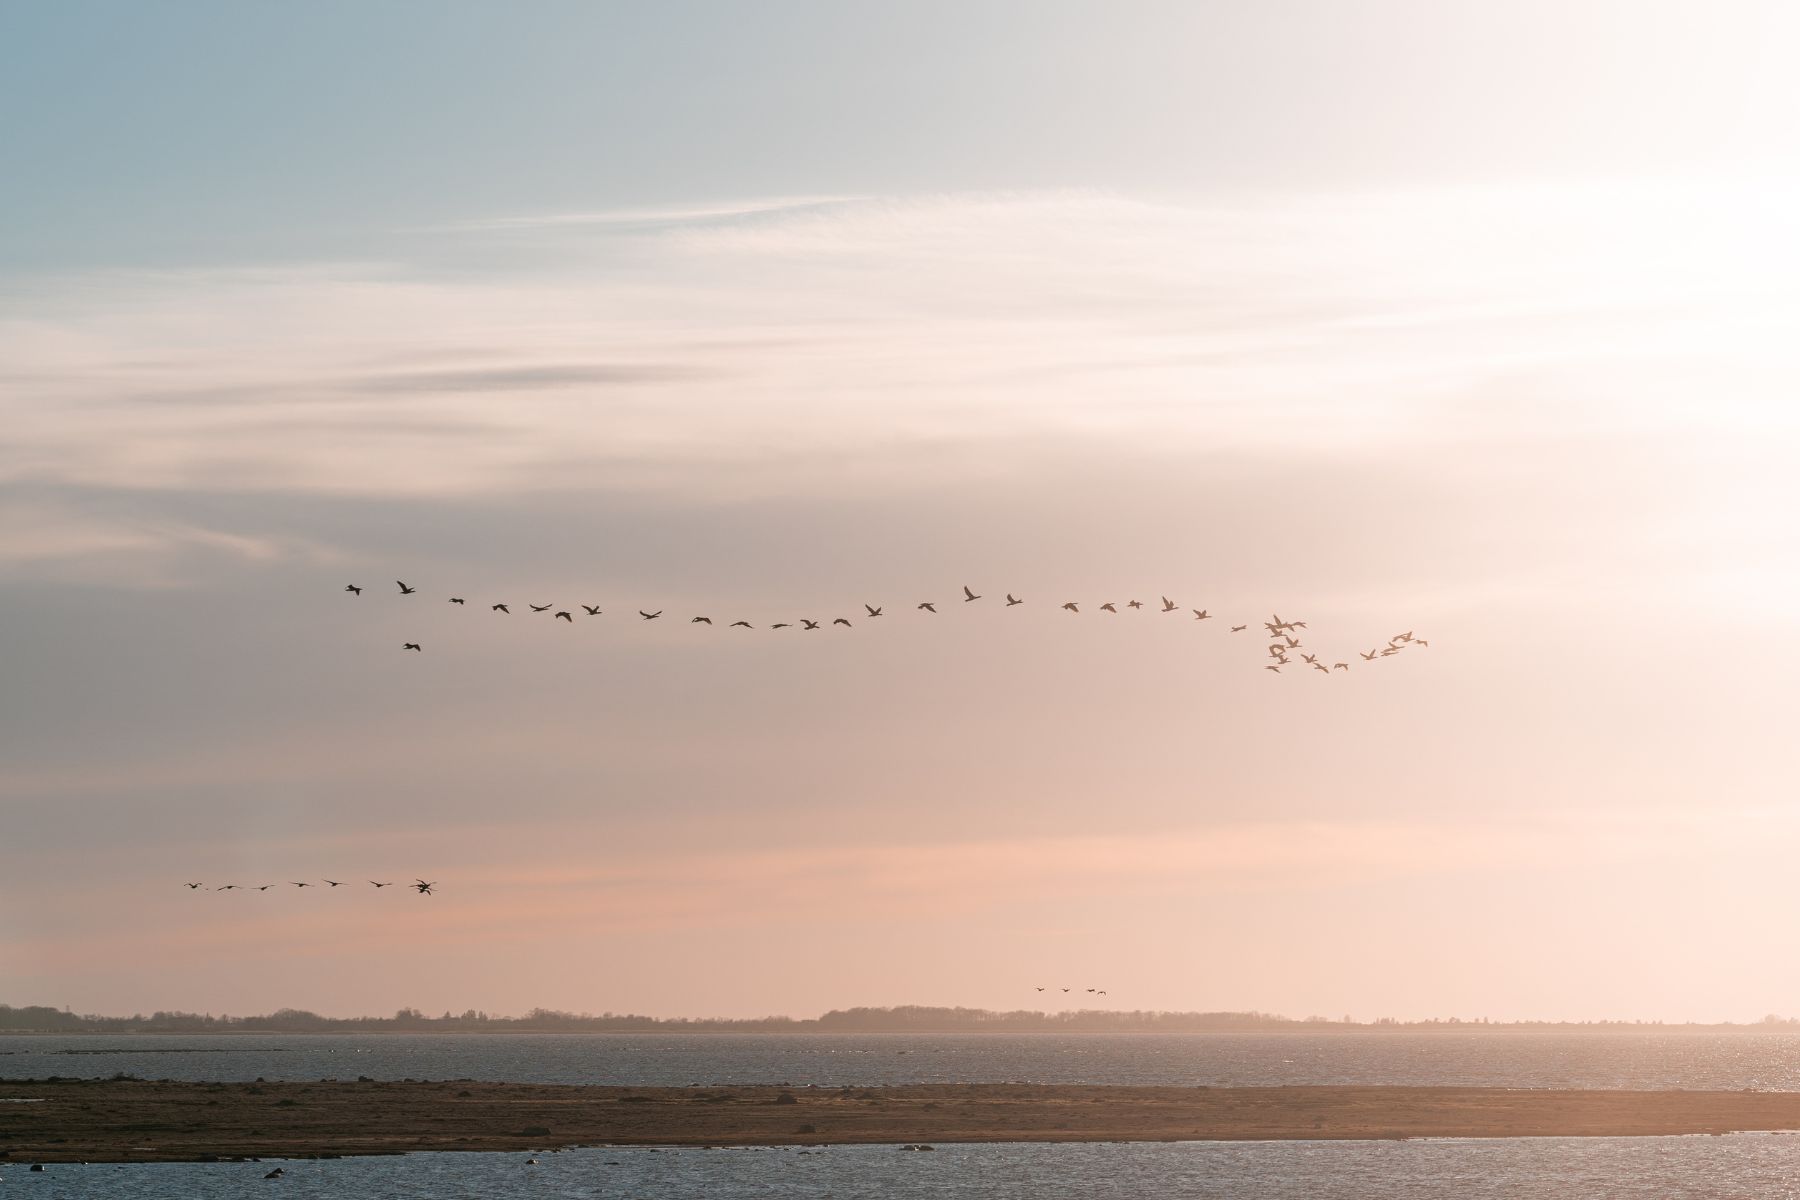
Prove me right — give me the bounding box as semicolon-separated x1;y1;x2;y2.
7;1025;1800;1037
8;1081;1800;1163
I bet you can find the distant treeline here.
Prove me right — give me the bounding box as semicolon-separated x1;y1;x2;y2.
5;1004;1800;1034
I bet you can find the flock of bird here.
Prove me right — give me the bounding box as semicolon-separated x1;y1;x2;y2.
350;581;1428;675
1037;986;1109;996
185;879;436;894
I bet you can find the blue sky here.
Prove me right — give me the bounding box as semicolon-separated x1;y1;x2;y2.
4;2;1800;1022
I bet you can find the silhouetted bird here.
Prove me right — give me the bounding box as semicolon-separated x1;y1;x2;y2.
771;622;791;629
1099;602;1117;613
1062;602;1079;612
1035;986;1046;991
396;581;415;594
1127;600;1143;609
865;604;883;617
414;880;435;895
1193;609;1210;620
1302;653;1319;665
345;584;362;595
1230;625;1247;632
1313;663;1330;674
1005;594;1022;606
918;602;936;612
1361;650;1378;661
324;879;342;887
802;620;821;630
184;882;202;889
1161;596;1178;612
449;598;465;605
291;881;312;888
833;618;852;627
1265;665;1281;673
402;643;422;651
493;604;510;613
692;616;712;624
963;586;980;602
370;881;393;888
555;611;572;622
1415;639;1430;648
1333;663;1349;671
640;610;662;620
216;884;240;891
1285;635;1301;648
731;621;752;628
1060;988;1070;993
254;884;273;891
582;605;602;615
530;604;552;613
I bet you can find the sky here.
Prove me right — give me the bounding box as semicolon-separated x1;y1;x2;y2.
3;1;1800;1024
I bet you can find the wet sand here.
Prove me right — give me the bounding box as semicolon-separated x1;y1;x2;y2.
6;1079;1800;1162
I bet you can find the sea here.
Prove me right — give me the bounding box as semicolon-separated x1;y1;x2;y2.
8;1031;1800;1198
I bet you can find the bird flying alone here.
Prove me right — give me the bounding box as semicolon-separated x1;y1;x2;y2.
344;584;362;595
396;581;415;594
1193;609;1210;620
833;617;852;627
865;604;883;617
802;619;821;630
449;598;464;605
402;643;421;651
691;616;712;624
963;586;980;602
1161;597;1178;612
917;602;936;613
1099;602;1117;613
1230;625;1247;632
582;605;602;615
555;611;572;622
1006;594;1022;606
1062;602;1079;612
492;604;509;613
640;610;662;620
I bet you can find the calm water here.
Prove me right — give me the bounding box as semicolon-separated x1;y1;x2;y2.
6;1031;1800;1090
9;1137;1800;1199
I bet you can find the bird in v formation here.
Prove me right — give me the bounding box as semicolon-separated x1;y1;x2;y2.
350;583;1426;676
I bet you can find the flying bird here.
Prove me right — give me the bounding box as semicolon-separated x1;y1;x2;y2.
402;643;422;651
1415;639;1430;648
691;616;712;624
730;621;752;628
555;611;572;622
1035;986;1046;992
529;604;552;613
492;604;510;613
865;604;883;617
1192;609;1210;620
1313;663;1331;674
963;586;981;602
184;882;202;889
1265;665;1282;673
917;602;936;612
396;581;416;595
1230;624;1247;632
449;598;465;605
254;884;273;891
582;605;602;616
1285;635;1301;648
344;584;362;595
639;610;662;620
1006;594;1022;606
1062;602;1079;612
1302;653;1319;665
323;879;343;887
1127;600;1143;609
833;618;852;627
1160;597;1178;612
1333;663;1349;671
1361;650;1379;661
369;881;393;888
291;881;312;888
771;622;791;629
216;884;240;891
1099;602;1117;613
802;620;821;630
414;880;435;895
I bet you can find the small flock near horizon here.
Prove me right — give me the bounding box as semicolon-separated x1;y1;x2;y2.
185;879;437;894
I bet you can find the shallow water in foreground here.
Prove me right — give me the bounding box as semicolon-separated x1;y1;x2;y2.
9;1136;1800;1199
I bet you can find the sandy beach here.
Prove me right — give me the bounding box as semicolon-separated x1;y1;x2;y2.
6;1080;1800;1163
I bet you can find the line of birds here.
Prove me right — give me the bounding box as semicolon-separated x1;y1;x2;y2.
352;582;1427;674
185;879;436;894
1036;986;1109;996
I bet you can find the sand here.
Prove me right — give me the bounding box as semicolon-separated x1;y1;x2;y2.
5;1079;1800;1162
